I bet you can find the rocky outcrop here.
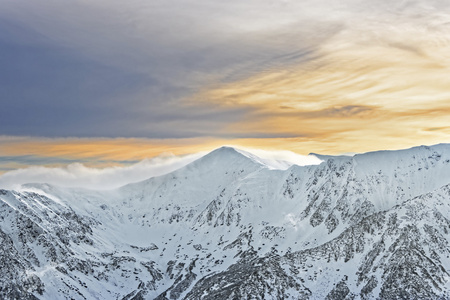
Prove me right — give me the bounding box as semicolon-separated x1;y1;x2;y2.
1;144;450;299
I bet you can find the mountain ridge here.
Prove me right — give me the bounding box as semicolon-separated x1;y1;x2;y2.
1;143;450;299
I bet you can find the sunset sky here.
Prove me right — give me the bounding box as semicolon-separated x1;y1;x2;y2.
1;0;450;185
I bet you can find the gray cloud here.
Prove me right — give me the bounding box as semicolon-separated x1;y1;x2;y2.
0;0;342;138
310;105;375;118
1;0;449;138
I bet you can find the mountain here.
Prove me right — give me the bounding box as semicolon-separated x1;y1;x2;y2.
1;144;450;299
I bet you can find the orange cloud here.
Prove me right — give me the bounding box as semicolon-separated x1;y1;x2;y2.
2;8;450;172
188;17;450;152
0;137;218;164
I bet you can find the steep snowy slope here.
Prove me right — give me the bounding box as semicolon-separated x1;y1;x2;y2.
1;144;450;299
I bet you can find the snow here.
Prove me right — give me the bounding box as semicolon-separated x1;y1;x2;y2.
1;143;450;299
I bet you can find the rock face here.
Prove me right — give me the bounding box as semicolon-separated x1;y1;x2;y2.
1;144;450;299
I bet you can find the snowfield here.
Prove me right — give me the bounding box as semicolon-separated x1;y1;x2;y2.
1;144;450;299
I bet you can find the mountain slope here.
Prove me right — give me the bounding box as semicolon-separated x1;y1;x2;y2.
1;144;450;299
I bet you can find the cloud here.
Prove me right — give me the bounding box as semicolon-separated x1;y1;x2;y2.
0;147;323;190
0;0;449;154
191;0;450;147
0;0;341;138
232;146;323;169
0;152;206;190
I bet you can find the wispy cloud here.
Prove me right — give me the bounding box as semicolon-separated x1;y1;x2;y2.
0;0;449;165
192;1;450;149
0;152;206;190
0;147;322;190
0;0;341;138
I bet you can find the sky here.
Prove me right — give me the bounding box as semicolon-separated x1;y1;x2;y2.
1;0;450;188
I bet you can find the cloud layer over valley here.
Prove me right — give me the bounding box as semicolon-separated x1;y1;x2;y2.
0;147;322;190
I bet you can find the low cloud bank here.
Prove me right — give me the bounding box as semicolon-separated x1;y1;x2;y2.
0;147;323;190
0;152;206;190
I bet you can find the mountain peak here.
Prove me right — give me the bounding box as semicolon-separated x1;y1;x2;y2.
203;146;296;170
192;146;260;170
210;146;242;155
2;143;450;299
201;146;323;171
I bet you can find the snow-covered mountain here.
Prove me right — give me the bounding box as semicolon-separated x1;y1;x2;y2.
1;144;450;299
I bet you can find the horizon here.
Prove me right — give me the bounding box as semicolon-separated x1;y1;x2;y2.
1;0;450;182
1;141;448;191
